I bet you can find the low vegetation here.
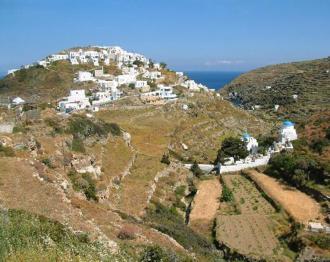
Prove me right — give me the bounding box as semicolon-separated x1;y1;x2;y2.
266;151;327;188
215;137;248;164
0;144;15;157
68;170;98;201
0;209;122;261
144;202;221;260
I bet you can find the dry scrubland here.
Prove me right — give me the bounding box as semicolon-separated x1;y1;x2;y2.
0;95;270;260
246;170;324;224
216;174;292;260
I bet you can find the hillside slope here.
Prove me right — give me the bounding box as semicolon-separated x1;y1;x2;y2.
221;57;330;123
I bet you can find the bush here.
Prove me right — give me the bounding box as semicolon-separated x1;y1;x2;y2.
160;154;170;165
309;234;330;249
139;246;172;262
266;152;325;187
104;122;121;136
190;161;203;178
310;139;329;154
117;225;136;240
145;202;214;256
0;144;15;157
45;117;63;134
67;116;120;138
67;170;98;202
41;158;53;168
71;136;85;153
215;137;249;164
221;185;234;202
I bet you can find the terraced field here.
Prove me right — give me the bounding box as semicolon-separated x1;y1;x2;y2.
216;174;291;260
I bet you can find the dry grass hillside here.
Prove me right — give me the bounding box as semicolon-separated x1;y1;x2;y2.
0;92;270;260
221;57;330;123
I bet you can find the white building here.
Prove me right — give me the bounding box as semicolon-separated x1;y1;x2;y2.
92;91;113;106
241;133;258;155
158;85;177;100
48;54;69;62
135;81;148;88
76;71;94;82
279;120;298;144
143;71;161;79
115;75;136;85
12;97;25;105
37;60;48;67
58;90;91;112
7;69;19;75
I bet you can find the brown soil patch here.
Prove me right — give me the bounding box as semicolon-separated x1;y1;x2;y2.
189;178;221;235
246;170;324;223
216;214;279;258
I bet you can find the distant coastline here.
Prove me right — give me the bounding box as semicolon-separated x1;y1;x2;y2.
185;71;242;90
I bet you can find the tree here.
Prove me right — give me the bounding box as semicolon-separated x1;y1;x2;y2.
160;62;167;69
190;161;203;178
215;137;249;164
133;60;144;67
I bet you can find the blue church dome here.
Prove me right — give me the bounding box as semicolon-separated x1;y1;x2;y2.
242;132;250;140
283;120;294;127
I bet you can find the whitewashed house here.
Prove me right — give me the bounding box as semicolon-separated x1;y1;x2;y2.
135;81;148;88
7;69;19;75
37;60;48;67
158;85;177;100
143;71;161;79
115;75;136;85
76;71;94;82
48;54;69;62
58;90;91;112
12;97;25;105
182;80;200;91
98;80;119;90
92;91;112;106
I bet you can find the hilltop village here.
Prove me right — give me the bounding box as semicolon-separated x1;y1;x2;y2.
7;46;212;112
0;48;329;261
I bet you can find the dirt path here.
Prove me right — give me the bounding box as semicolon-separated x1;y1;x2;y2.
246;170;324;224
189;178;221;236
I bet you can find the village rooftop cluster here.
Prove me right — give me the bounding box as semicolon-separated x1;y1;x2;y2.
7;46;213;112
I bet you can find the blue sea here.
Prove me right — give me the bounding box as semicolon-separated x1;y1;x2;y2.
185;71;242;90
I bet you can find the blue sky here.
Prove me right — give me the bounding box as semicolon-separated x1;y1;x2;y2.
0;0;329;72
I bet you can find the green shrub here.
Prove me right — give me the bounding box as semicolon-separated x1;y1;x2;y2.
145;202;215;256
174;185;186;197
0;209;117;260
160;154;170;165
13;125;28;133
41;158;53;168
139;246;178;262
215;137;249;164
71;136;85;153
266;152;325;187
67;170;98;202
0;144;15;157
308;234;330;249
67;116;120;138
221;185;234;202
190;161;203;178
104;122;121;136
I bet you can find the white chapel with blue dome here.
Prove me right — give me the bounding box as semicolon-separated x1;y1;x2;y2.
279;120;298;144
